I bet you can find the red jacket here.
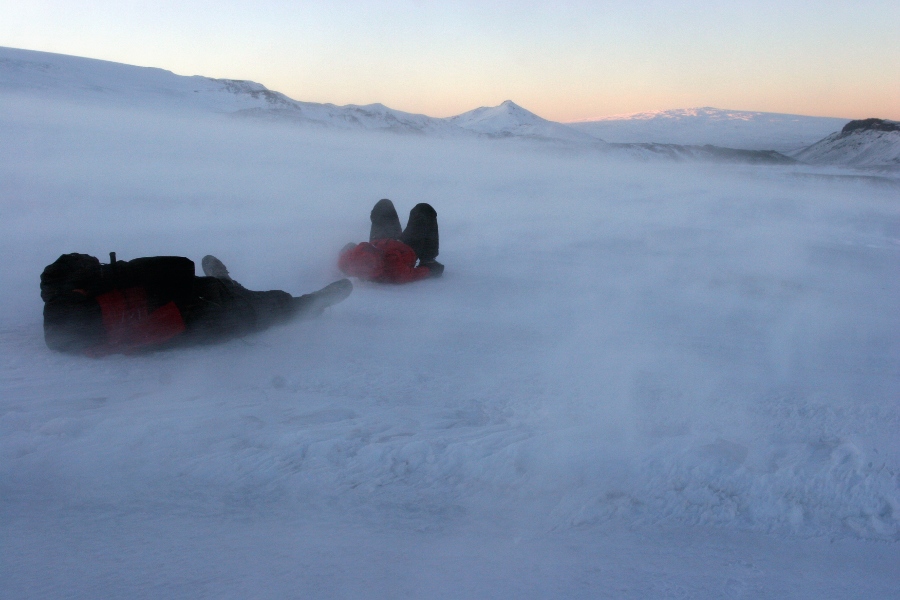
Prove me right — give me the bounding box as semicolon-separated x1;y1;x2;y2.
338;239;432;284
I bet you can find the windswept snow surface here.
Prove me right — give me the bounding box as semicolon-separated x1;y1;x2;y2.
2;91;900;598
570;107;849;152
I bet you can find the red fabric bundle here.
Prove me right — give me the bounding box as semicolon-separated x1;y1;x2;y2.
338;239;431;284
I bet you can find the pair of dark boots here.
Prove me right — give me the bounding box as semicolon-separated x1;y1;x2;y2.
370;199;444;277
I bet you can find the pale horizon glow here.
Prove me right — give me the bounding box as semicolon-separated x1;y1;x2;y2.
1;0;898;121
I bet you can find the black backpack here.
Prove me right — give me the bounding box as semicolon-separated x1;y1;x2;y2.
40;253;196;353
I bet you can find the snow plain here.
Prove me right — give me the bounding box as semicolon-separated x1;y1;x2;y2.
2;84;900;598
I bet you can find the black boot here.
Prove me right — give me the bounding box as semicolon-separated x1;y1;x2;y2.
370;199;402;241
293;278;353;319
400;203;439;263
201;255;234;283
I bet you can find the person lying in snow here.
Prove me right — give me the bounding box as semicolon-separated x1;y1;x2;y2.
338;199;444;283
40;253;352;356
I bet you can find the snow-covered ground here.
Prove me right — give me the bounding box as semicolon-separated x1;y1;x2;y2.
2;68;900;598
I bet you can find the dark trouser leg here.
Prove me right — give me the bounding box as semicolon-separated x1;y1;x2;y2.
181;277;256;344
182;277;295;344
182;270;351;346
370;198;402;241
192;279;349;334
400;203;439;263
240;288;296;330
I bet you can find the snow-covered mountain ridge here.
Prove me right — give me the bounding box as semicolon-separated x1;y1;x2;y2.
792;118;900;169
0;47;463;135
568;107;849;152
0;47;575;141
3;46;896;170
0;47;790;163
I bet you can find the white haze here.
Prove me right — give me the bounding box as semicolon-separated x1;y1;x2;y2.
1;93;899;599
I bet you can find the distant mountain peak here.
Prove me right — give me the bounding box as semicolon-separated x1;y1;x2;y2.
455;100;541;120
498;99;524;110
447;100;597;143
449;101;545;128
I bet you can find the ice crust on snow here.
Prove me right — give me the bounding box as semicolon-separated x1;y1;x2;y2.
1;46;899;598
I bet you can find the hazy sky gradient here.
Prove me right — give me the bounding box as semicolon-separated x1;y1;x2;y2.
2;0;898;120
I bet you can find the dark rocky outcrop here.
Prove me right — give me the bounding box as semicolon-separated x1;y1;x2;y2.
841;119;900;135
